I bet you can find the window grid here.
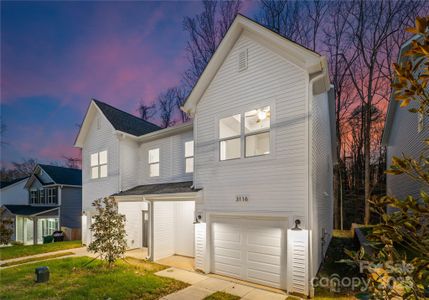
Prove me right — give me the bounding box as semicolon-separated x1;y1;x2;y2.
148;148;160;177
185;141;194;173
91;151;108;179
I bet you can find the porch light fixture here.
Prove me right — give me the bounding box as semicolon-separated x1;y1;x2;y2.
193;214;202;224
292;219;302;231
257;110;267;121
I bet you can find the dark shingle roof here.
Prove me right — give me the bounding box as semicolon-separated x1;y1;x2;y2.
114;181;200;196
39;165;82;186
3;205;59;216
93;99;161;136
0;177;29;189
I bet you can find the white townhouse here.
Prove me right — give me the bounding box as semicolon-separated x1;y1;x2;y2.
75;15;336;296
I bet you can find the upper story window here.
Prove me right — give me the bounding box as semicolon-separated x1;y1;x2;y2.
219;106;271;161
91;150;108;179
185;141;194;173
148;148;160;177
30;188;58;205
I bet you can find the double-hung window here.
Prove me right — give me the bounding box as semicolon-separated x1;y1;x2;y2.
148;148;160;177
91;150;108;179
39;189;45;204
219;106;271;160
244;106;271;157
185;141;194;173
30;190;38;204
47;188;58;204
219;114;242;160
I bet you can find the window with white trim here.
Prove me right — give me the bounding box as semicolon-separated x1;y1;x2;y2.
47;188;58;204
185;141;194;173
219;106;271;160
91;150;108;179
148;148;160;177
39;189;45;204
30;190;38;204
244;106;271;157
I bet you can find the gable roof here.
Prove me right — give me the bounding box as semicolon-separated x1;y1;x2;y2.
74;99;162;147
0;177;29;189
382;34;423;145
93;99;161;136
182;14;330;115
37;164;82;186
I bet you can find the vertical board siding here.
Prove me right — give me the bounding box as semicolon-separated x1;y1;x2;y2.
194;33;309;215
311;92;334;276
139;130;193;185
60;187;82;228
82;110;120;211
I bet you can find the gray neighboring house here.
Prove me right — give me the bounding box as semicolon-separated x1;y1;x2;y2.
1;164;82;244
382;34;428;200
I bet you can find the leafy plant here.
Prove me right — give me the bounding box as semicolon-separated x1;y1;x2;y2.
0;207;14;245
88;197;127;268
346;16;429;299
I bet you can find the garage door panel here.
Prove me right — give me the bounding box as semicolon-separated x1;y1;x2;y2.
211;217;286;289
247;269;281;286
248;251;281;265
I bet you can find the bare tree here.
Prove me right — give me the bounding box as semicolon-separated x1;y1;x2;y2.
138;102;156;121
182;0;241;89
346;0;419;224
175;87;190;123
63;155;82;169
158;88;178;128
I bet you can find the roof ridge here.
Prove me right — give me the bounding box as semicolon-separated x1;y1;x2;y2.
92;98;161;129
38;164;81;171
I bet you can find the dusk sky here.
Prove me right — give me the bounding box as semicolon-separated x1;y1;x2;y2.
1;1;258;168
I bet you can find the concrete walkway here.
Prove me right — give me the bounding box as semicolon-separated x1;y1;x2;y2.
155;267;289;300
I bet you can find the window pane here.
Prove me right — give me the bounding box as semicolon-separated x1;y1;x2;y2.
185;141;194;157
219;114;241;139
99;165;108;178
186;157;194;173
99;150;107;165
150;163;159;177
220;138;241;160
246;132;270;157
245;106;270;133
148;148;159;163
91;167;99;179
91;153;98;166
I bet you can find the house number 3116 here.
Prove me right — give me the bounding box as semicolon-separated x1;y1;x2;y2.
236;196;248;202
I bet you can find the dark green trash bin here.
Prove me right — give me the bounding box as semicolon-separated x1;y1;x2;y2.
43;235;54;244
35;266;49;283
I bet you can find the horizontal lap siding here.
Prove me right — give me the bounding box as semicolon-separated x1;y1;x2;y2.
120;138;139;191
82;110;119;211
139;130;193;185
195;33;308;215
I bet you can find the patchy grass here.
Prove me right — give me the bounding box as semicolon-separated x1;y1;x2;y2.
0;256;188;299
204;291;241;300
0;252;74;267
315;234;361;299
333;229;353;238
0;241;82;260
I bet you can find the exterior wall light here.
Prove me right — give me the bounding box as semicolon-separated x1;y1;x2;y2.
193;214;202;224
292;219;302;230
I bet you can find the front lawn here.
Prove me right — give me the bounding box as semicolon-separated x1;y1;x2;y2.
0;241;82;260
0;256;188;299
204;291;240;300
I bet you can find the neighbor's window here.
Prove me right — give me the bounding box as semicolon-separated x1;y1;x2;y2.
39;189;45;204
30;190;38;204
244;106;271;157
185;141;194;173
148;148;160;177
47;188;58;204
219;114;241;160
91;150;108;179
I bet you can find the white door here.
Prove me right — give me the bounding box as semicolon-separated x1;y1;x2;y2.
211;216;286;289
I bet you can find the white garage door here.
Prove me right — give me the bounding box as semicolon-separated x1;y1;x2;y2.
211;217;286;288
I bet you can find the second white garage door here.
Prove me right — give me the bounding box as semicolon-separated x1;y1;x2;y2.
211;216;287;289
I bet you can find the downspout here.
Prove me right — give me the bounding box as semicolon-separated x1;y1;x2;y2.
307;57;328;297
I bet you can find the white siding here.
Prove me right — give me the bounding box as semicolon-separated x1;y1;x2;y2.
119;138;140;191
387;102;429;200
139;130;193;185
153;201;195;260
118;201;148;249
287;229;309;295
195;223;207;270
194;33;309;217
0;179;28;205
82;109;120;211
310;92;334;276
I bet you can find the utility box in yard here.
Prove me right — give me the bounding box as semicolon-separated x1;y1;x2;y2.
35;266;49;283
